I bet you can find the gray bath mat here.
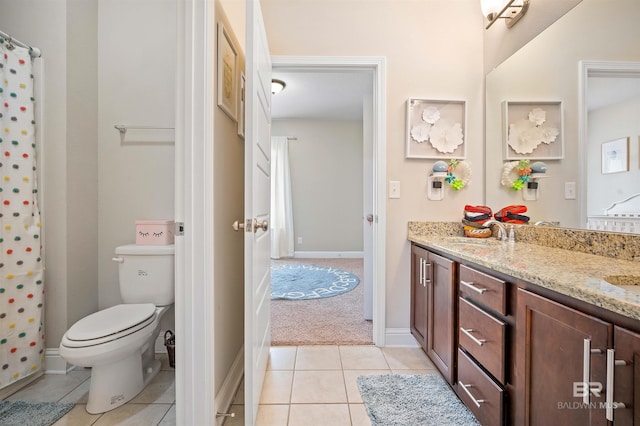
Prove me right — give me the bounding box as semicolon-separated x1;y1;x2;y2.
357;374;480;426
0;401;74;426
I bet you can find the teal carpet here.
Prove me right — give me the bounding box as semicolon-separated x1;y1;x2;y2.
271;264;359;300
358;374;480;426
0;401;74;426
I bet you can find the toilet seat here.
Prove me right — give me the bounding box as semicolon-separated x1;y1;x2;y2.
63;303;157;348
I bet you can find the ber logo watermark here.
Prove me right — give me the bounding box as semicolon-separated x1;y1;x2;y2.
573;381;603;398
557;382;617;410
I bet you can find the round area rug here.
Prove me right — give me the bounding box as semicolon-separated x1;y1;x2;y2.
271;264;360;300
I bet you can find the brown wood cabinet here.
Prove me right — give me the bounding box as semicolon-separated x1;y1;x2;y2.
611;326;640;425
426;251;456;384
516;288;611;426
410;241;640;426
410;244;456;384
410;244;429;349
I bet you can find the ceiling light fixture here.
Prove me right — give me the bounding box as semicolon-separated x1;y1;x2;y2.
481;0;529;29
271;79;286;95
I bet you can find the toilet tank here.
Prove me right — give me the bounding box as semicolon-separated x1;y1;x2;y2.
114;244;175;306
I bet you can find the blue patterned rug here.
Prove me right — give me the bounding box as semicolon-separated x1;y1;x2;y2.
271;264;360;300
358;374;480;426
0;401;75;426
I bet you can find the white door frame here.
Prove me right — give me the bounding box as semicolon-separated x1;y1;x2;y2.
175;0;216;424
271;56;387;345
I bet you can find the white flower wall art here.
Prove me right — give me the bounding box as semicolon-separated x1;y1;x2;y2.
503;101;564;160
406;98;466;159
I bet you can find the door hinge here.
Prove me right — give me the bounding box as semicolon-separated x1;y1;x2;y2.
175;222;185;236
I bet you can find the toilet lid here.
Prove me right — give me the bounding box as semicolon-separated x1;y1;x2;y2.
66;303;157;341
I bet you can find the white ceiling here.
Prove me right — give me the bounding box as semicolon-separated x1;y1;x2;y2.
588;75;640;111
271;69;373;120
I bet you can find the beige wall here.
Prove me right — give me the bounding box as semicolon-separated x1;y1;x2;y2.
262;0;485;331
272;119;364;253
213;0;246;398
485;0;640;228
97;0;176;339
483;0;582;74
588;97;640;215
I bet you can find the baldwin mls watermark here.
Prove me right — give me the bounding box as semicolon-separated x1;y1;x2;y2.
557;382;622;410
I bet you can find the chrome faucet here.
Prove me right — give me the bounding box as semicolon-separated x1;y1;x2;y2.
484;219;508;241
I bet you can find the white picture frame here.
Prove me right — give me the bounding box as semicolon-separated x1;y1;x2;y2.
503;100;564;160
217;22;238;122
405;98;466;159
601;137;629;174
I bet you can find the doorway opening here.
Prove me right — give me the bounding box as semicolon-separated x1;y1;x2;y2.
270;56;386;346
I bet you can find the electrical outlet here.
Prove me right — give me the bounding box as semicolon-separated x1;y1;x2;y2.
297;237;303;245
389;181;401;199
565;182;576;199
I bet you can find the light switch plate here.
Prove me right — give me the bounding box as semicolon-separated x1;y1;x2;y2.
389;181;401;199
565;182;576;199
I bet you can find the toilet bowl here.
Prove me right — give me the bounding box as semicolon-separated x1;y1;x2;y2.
59;244;175;414
60;304;169;413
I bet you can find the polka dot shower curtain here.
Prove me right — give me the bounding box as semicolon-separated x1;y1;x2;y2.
0;37;44;389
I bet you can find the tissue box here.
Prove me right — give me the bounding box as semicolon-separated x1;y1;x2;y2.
136;220;175;245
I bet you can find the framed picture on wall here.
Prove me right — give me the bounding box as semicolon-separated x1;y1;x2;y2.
601;137;629;174
503;100;564;160
405;98;466;159
217;22;238;122
237;72;246;139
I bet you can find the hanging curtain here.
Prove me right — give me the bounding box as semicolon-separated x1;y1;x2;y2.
0;38;44;389
270;136;295;259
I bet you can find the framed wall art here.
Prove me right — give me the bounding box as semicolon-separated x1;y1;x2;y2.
503;100;563;160
601;137;629;174
237;72;246;139
405;98;466;159
217;22;238;122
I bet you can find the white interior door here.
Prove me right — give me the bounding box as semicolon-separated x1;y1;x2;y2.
245;0;272;423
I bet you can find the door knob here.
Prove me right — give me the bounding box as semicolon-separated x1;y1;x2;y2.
253;219;268;232
232;220;246;232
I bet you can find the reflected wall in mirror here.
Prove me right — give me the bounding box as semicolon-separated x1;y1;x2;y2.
485;0;640;232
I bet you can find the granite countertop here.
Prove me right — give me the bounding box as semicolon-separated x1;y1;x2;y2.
408;222;640;321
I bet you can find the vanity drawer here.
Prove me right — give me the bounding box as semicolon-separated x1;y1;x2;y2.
459;264;507;315
457;348;504;426
458;297;506;383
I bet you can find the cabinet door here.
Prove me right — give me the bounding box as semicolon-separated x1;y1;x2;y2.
612;326;640;425
516;288;611;426
427;251;456;384
410;244;429;349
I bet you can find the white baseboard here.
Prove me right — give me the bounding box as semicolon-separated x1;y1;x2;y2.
215;345;245;425
45;348;71;374
384;328;420;347
293;251;364;259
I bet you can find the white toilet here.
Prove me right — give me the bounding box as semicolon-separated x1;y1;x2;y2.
59;244;174;414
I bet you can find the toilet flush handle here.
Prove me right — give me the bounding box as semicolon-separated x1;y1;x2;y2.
112;257;124;263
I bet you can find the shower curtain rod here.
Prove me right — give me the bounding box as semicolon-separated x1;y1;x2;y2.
0;30;41;57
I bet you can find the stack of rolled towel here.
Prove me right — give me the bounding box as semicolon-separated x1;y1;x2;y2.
494;205;530;224
462;205;493;238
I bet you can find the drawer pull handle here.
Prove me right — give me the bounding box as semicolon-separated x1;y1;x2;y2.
460;280;487;294
605;348;627;421
461;328;487;346
459;381;485;408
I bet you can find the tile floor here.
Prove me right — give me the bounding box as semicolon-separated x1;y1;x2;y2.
224;345;436;426
6;346;432;426
4;354;175;426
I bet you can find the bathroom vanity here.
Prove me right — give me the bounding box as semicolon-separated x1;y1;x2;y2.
408;222;640;425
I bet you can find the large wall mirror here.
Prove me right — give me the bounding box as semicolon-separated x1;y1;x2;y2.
485;0;640;233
